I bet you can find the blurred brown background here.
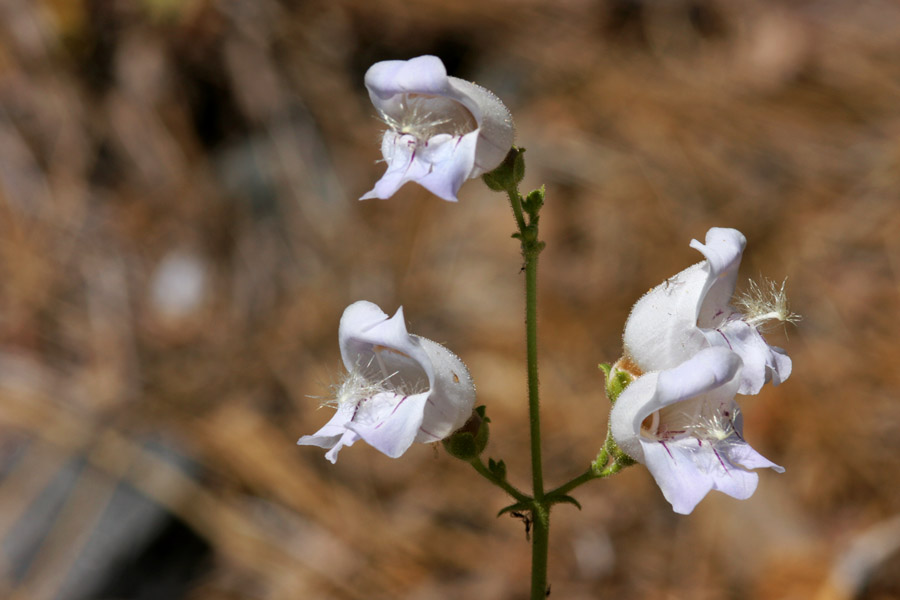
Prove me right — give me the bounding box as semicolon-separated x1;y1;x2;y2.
1;0;899;598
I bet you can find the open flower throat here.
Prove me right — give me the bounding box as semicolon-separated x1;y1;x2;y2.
379;93;478;142
640;401;741;446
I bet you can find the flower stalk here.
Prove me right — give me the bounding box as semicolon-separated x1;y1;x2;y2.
484;147;552;599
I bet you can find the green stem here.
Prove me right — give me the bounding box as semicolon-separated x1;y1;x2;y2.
505;180;548;599
507;189;527;232
545;432;631;499
485;149;552;599
524;237;544;499
530;502;550;599
546;467;596;498
469;457;530;504
526;246;548;599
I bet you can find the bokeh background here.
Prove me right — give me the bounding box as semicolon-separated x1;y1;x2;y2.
1;0;899;598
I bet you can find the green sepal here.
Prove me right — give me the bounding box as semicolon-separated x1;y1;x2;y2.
616;454;637;467
498;501;531;518
442;406;490;461
482;147;526;192
599;362;634;404
604;436;637;469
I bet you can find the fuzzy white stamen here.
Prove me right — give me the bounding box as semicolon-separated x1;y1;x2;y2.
377;93;477;143
736;277;801;331
318;368;395;410
690;412;738;443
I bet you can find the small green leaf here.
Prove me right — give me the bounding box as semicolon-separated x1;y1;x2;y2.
548;495;582;510
488;458;507;481
497;501;530;517
523;186;545;215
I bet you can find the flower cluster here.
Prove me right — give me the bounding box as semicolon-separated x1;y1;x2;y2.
610;227;793;514
299;54;793;524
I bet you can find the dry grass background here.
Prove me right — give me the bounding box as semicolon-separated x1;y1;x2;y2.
0;0;899;598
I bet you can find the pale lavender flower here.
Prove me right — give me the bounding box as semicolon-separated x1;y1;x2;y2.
298;301;476;463
610;347;784;515
361;55;514;202
623;227;793;395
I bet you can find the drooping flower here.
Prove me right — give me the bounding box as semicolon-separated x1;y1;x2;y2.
623;227;792;395
360;55;515;202
298;301;476;463
609;347;784;515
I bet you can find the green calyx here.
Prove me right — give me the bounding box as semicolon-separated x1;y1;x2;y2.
598;362;635;404
443;405;490;461
482;146;526;192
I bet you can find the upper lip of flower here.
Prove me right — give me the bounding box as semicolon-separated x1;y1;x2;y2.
623;227;793;395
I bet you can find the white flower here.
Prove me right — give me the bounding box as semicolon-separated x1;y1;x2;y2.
623;227;792;395
360;55;515;202
298;301;476;463
610;347;784;515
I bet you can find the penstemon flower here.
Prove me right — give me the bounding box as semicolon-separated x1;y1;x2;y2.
609;347;784;514
623;227;794;395
360;55;515;202
298;301;476;463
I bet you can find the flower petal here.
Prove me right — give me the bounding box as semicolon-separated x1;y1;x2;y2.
346;391;429;458
297;402;362;464
361;131;478;202
339;301;435;389
444;78;515;176
691;440;760;501
689;227;746;328
414;132;479;201
703;318;793;394
727;440;785;473
414;336;476;442
364;55;453;101
622;262;711;372
641;439;714;515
